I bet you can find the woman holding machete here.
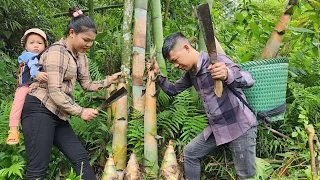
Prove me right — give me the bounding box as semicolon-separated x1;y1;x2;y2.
21;8;121;179
148;32;258;180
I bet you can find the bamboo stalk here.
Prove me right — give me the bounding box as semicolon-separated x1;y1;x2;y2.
109;1;134;177
144;51;158;177
151;0;168;76
112;83;128;172
132;0;148;114
306;125;317;180
260;0;298;59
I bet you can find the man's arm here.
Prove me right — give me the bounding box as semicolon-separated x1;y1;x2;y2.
220;55;254;88
157;73;193;96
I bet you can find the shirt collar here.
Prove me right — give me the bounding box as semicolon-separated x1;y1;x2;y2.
190;51;207;76
58;38;79;59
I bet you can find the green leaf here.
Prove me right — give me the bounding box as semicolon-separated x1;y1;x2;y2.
276;152;295;158
241;52;252;63
95;31;109;41
296;52;305;59
288;27;315;33
292;132;298;137
249;22;260;36
235;13;245;23
309;0;320;9
253;158;273;179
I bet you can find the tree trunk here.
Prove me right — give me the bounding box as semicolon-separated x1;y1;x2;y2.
132;0;148;115
111;0;134;179
260;0;298;59
151;0;168;76
198;0;225;55
144;54;158;177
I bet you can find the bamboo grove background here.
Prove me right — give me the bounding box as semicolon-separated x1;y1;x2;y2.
0;0;319;179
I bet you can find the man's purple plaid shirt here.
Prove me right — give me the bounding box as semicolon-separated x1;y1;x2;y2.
158;52;258;145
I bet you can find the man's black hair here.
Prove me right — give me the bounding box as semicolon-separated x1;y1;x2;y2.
162;32;188;60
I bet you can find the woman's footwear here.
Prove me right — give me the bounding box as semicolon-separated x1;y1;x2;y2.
6;130;20;145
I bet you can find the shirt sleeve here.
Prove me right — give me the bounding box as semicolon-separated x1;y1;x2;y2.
45;48;83;116
27;57;40;79
157;73;193;96
77;54;109;92
218;54;254;88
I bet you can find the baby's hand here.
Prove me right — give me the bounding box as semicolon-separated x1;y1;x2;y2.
36;72;48;82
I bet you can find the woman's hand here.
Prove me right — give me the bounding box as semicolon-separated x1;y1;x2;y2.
106;72;122;85
36;72;48;82
81;108;98;122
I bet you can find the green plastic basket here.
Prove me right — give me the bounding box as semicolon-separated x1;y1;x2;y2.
239;58;289;121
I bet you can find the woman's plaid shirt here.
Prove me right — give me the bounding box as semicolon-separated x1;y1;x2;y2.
29;38;109;120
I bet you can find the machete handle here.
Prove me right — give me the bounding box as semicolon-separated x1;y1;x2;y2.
214;80;223;97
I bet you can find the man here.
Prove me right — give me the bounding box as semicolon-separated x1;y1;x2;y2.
150;32;258;179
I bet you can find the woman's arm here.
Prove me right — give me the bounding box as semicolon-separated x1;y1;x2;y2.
76;54;110;92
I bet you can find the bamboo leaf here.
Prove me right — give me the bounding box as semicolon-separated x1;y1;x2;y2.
235;13;245;23
288;27;315;33
249;22;260;38
241;52;253;63
95;31;109;41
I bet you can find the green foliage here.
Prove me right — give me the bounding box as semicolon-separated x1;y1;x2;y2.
64;168;82;180
0;146;25;180
0;0;319;179
0;51;17;99
127;116;144;163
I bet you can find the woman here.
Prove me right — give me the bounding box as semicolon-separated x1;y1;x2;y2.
21;8;121;179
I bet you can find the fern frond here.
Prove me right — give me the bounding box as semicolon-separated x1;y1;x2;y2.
88;60;103;80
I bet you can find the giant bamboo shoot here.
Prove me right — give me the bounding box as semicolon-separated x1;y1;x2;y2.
160;140;180;180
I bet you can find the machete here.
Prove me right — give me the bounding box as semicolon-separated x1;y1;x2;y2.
196;3;223;97
96;87;128;111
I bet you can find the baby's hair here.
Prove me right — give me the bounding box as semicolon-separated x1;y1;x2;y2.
64;7;97;36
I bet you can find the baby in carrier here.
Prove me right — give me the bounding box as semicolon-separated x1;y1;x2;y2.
6;28;48;145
